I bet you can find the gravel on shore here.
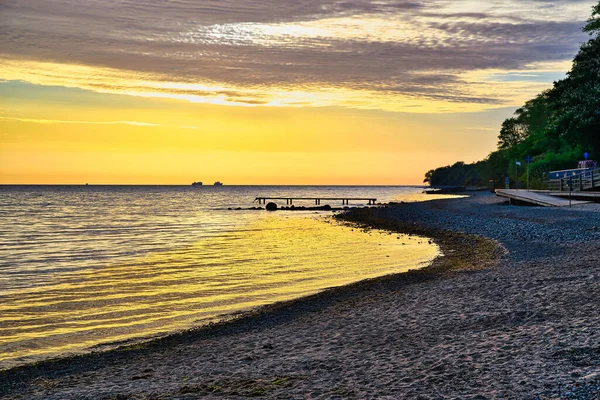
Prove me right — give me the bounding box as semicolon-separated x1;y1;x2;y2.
1;192;599;399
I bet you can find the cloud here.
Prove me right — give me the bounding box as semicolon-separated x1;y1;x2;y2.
0;0;596;111
0;116;164;127
463;127;500;132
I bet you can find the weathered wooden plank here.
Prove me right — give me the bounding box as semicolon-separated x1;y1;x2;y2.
254;197;377;205
495;189;591;207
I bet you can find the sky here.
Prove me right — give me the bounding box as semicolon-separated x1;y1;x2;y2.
0;0;596;184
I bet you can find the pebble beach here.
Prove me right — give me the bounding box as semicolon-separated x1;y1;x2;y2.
1;193;600;399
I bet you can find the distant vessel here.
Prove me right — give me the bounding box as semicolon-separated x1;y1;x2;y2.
191;182;203;186
213;181;223;186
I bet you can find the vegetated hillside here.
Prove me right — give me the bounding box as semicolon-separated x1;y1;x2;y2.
425;2;600;189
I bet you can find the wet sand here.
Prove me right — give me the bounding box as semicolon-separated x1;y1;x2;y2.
1;193;600;399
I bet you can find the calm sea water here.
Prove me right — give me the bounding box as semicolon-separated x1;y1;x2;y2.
0;185;445;369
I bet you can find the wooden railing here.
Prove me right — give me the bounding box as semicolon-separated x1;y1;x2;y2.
547;168;600;192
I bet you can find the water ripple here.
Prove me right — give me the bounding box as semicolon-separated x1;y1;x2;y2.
0;185;440;369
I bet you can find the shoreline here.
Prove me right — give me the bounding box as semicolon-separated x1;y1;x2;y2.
0;207;438;374
2;193;600;399
0;205;490;376
0;200;498;392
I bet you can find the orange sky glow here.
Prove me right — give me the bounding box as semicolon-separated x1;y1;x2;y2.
0;1;596;184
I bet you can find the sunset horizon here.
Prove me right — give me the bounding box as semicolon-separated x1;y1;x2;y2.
2;1;596;185
2;2;600;398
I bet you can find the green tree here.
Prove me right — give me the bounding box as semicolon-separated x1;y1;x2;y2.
583;3;600;35
424;2;600;187
497;93;551;152
546;4;600;153
497;117;527;150
423;169;434;184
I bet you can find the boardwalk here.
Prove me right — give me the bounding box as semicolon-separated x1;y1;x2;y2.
544;191;600;200
495;189;591;207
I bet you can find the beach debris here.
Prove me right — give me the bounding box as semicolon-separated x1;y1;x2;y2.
130;374;152;380
265;202;277;211
177;376;301;397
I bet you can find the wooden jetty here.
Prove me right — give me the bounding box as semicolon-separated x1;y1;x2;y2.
254;197;377;206
495;189;591;207
543;191;600;200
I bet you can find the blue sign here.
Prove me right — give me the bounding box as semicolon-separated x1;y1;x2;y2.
584;152;589;160
525;156;533;163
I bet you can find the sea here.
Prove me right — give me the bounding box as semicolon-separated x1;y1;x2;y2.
0;185;449;370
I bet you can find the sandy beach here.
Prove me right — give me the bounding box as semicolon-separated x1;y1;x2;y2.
2;193;600;399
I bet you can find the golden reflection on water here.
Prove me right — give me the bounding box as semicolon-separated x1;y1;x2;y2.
390;192;468;203
0;213;438;368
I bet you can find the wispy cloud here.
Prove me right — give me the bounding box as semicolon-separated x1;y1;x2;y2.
463;127;500;132
0;116;164;127
0;0;595;111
